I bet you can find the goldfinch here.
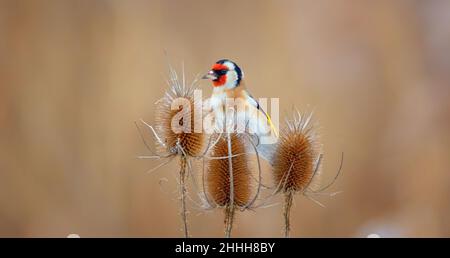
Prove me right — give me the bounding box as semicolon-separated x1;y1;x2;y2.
202;59;278;144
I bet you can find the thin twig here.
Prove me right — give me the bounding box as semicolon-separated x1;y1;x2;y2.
284;190;294;238
224;202;235;239
242;133;263;210
225;132;235;238
309;152;344;193
179;155;189;238
201;157;216;209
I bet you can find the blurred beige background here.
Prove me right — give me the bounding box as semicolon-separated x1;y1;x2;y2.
1;0;449;237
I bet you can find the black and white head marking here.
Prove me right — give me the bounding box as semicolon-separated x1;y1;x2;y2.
216;59;243;88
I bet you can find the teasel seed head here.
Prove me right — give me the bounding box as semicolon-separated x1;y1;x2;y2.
147;62;207;238
206;133;252;207
272;111;321;193
154;64;206;157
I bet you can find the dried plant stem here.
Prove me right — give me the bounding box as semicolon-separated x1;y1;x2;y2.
283;190;294;238
225;132;235;238
179;155;189;238
224;202;235;238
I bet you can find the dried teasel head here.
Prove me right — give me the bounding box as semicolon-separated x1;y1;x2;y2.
272;111;321;194
270;110;322;237
206;133;252;207
154;64;206;157
204;133;256;237
142;62;208;238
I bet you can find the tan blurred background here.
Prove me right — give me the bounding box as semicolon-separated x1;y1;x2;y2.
1;0;450;237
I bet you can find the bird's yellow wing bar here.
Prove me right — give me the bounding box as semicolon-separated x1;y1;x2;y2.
247;93;279;138
265;112;279;138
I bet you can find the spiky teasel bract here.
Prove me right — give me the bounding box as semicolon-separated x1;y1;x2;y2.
154;65;205;157
139;63;207;238
203;133;259;237
271;110;322;237
206;133;251;207
272;112;320;193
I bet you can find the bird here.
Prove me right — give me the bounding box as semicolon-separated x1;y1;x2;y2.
202;59;278;146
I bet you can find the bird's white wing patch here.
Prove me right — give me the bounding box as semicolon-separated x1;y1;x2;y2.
245;93;260;110
245;92;279;139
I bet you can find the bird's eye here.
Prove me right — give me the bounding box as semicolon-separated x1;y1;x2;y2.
214;69;228;76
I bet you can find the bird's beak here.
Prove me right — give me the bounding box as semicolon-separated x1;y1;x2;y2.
202;70;218;80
